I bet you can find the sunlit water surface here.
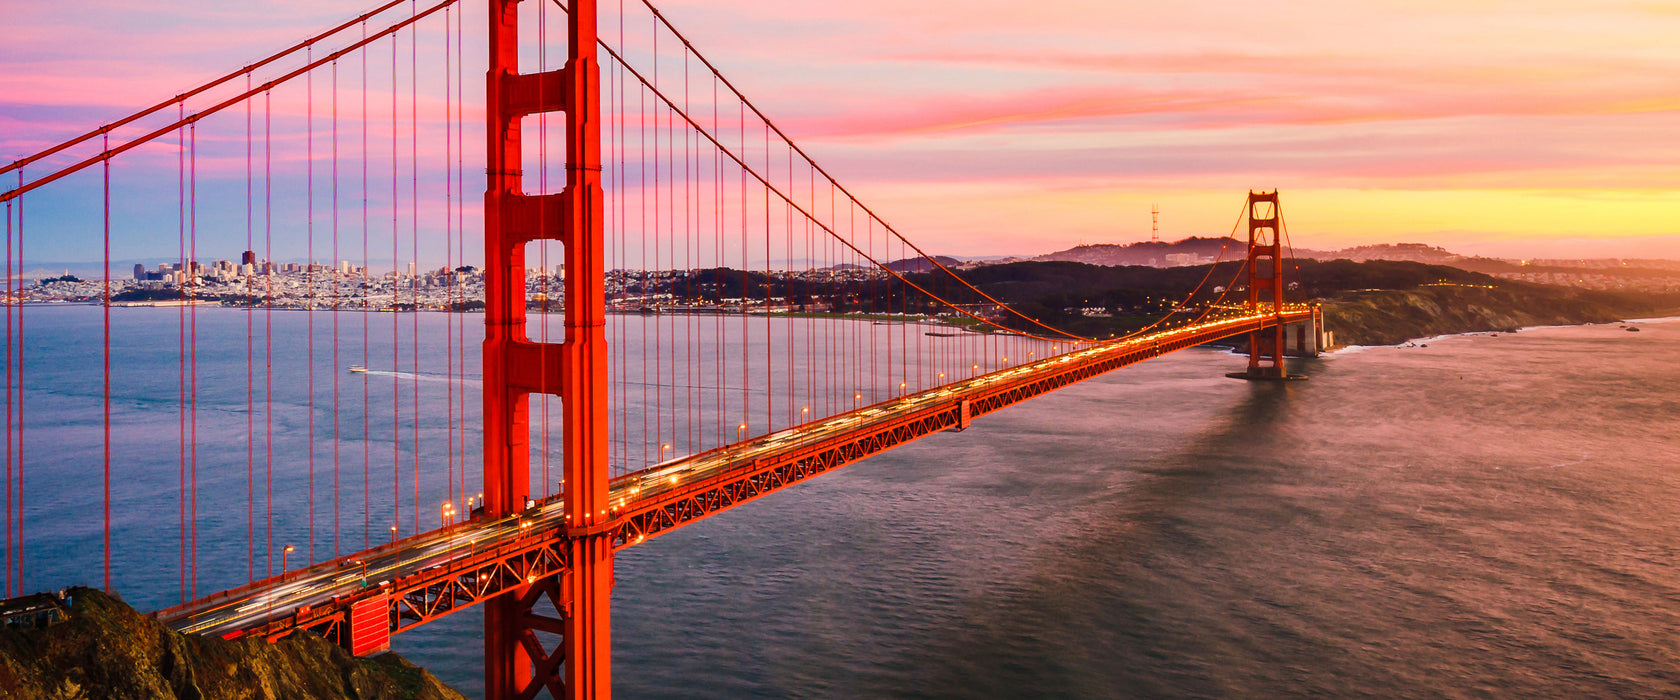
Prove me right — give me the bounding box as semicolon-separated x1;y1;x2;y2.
13;308;1680;698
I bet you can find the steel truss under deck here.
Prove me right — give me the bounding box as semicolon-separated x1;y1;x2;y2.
170;308;1314;657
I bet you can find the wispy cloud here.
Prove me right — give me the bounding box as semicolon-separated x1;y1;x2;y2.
5;0;1679;257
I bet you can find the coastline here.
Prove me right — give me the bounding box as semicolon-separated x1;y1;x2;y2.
1323;315;1680;356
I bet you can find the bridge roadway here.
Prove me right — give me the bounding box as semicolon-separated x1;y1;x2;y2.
154;307;1315;645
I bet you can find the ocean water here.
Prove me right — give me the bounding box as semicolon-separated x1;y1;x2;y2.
9;307;1680;698
403;318;1680;698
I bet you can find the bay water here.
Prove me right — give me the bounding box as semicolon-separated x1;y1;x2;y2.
9;307;1680;697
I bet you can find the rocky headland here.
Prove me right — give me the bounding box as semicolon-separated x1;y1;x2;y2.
0;588;464;700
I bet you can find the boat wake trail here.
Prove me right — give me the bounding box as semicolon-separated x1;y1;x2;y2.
351;367;481;387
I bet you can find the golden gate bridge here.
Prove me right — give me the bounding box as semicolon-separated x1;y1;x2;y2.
0;1;1319;697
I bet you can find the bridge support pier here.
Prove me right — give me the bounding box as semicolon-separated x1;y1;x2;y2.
485;0;611;698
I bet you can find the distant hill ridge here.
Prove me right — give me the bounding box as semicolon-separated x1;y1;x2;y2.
1031;237;1239;267
1025;238;1500;269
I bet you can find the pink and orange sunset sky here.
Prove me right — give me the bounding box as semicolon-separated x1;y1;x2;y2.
5;0;1680;260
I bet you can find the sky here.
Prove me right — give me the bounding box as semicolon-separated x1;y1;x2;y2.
5;0;1680;262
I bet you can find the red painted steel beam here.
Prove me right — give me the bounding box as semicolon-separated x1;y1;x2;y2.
482;0;531;694
484;0;608;696
608;310;1315;547
556;0;614;691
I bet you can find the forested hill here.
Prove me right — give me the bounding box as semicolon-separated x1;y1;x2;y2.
900;259;1680;345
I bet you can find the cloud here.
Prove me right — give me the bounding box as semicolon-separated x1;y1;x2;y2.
5;0;1680;259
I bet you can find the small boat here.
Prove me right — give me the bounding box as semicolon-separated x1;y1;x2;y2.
349;365;368;373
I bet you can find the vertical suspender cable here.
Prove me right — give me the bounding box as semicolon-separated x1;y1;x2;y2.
306;53;318;566
738;102;746;439
12;174;19;596
763;122;770;431
640;71;649;468
391;33;401;538
868;217;875;399
653;22;663;464
332;59;342;560
4;189;12;597
713;73;723;449
784;148;791;423
683;46;691;453
245;76;256;584
13;175;19;596
409;0;420;535
539;0;550;495
456;5;467;504
13;171;19;595
362;21;373;550
444;7;455;513
189;120;199;598
102;133;111;594
616;10;629;474
177;105;187;602
264;90;274;577
806;167;813;421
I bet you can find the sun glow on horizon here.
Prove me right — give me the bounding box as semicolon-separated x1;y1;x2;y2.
4;0;1679;260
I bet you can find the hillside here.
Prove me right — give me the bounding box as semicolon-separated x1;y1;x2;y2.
1024;238;1680;293
899;259;1680;345
1032;237;1238;266
0;588;464;700
1320;286;1624;346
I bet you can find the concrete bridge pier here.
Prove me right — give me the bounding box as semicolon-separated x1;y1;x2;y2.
1284;306;1325;358
1229;305;1322;381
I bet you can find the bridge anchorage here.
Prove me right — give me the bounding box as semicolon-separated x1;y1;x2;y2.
1228;190;1323;381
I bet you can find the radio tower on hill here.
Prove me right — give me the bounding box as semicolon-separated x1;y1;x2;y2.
1151;204;1160;242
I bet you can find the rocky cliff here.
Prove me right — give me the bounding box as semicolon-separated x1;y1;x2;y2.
0;588;465;700
1319;285;1654;346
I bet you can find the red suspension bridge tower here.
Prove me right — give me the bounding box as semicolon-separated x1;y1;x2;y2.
484;0;610;697
1230;190;1308;380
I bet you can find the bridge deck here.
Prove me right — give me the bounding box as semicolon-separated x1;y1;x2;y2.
154;308;1315;643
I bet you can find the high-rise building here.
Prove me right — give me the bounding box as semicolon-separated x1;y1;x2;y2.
133;264;146;281
242;250;256;266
